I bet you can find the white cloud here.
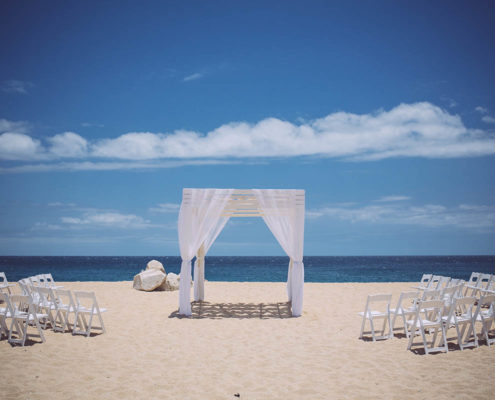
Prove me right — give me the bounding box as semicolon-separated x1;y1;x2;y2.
475;106;488;114
0;132;43;160
61;212;152;229
0;118;30;134
481;115;495;124
1;80;33;94
81;122;104;128
0;159;238;173
149;203;180;213
441;96;457;108
183;72;203;82
376;196;411;202
308;202;495;231
48;132;88;158
2;102;495;168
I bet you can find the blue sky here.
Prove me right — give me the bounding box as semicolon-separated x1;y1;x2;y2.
1;1;494;256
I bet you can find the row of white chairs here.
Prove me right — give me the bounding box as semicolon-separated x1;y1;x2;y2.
0;275;106;346
415;272;495;297
359;275;495;354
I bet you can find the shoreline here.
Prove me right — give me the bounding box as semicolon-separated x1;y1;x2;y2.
2;281;494;399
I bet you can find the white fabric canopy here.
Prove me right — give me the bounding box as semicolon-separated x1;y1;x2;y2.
253;189;305;316
178;189;234;316
177;188;305;317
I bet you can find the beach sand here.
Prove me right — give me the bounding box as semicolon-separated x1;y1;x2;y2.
1;281;494;399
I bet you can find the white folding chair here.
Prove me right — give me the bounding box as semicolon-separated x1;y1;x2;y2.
0;292;14;338
73;291;107;337
470;294;495;347
407;299;448;354
479;275;495;296
435;276;451;290
0;272;15;294
390;291;419;338
442;296;478;350
425;275;440;290
412;274;432;290
421;289;441;301
53;289;76;333
8;294;47;346
358;294;392;341
467;271;480;284
466;273;492;298
43;273;63;289
18;279;39;305
36;287;58;329
29;275;41;287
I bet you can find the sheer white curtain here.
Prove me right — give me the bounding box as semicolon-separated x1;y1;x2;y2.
178;189;234;315
193;216;230;301
253;189;305;316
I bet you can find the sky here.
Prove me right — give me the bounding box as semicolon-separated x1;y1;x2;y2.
0;0;494;256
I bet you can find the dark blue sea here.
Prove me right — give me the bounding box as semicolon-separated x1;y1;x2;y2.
1;256;494;283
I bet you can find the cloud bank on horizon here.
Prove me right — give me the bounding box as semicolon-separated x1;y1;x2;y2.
1;101;495;172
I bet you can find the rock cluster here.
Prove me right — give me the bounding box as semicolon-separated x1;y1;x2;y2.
132;260;180;292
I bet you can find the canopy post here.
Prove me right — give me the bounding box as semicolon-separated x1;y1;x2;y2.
194;243;206;301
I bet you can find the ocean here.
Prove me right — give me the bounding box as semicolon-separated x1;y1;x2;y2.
1;255;494;283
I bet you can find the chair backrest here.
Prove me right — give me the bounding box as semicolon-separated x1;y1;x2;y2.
44;274;55;287
426;275;441;290
435;276;451;290
395;291;419;311
421;289;441;301
54;289;74;307
473;294;495;322
441;285;457;301
9;294;31;314
74;291;101;313
477;294;495;312
448;278;460;287
467;272;481;286
29;276;40;286
445;296;476;325
37;286;56;307
38;274;47;287
419;274;432;284
18;279;30;296
477;274;492;289
0;272;7;285
418;299;444;322
0;292;14;316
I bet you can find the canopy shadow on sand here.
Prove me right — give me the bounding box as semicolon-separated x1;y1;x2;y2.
169;301;292;319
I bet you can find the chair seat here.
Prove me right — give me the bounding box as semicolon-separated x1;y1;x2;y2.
358;310;388;318
390;307;416;315
77;306;107;313
407;319;440;328
14;312;48;321
475;311;494;321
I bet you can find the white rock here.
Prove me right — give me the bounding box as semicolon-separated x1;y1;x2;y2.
146;259;165;273
133;269;166;291
163;272;179;291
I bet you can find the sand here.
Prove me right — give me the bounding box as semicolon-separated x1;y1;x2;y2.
1;281;494;400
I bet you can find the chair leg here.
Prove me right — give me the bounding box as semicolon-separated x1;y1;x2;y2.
86;313;94;337
420;327;429;354
98;312;106;334
32;316;45;344
370;318;376;342
387;314;393;338
20;320;29;346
